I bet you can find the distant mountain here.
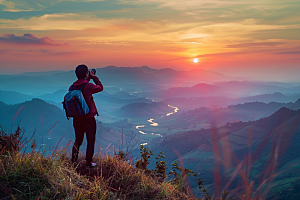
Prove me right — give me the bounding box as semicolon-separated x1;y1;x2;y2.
0;101;7;107
0;74;65;95
135;66;177;77
21;70;66;76
136;65;236;84
0;66;239;96
161;92;300;111
96;66;159;85
143;83;233;99
100;91;147;100
93;91;152;114
0;98;122;149
238;92;300;103
229;98;300;111
152;107;300;198
212;81;299;96
37;89;67;103
0;98;73;147
0;90;33;104
112;102;174;118
152;98;300;133
2;67;299;102
157;106;300;160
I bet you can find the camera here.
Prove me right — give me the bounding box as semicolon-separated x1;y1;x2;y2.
90;68;96;75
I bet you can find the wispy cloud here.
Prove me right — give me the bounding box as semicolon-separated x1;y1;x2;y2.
0;0;36;12
0;33;68;46
0;0;107;12
196;51;250;58
0;49;9;55
0;13;132;31
275;51;300;54
226;42;286;48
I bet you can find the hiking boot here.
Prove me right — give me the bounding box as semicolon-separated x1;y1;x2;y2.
86;162;97;168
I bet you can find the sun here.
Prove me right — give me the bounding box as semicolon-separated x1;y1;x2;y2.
193;58;199;63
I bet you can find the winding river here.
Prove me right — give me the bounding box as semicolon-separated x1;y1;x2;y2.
136;103;179;143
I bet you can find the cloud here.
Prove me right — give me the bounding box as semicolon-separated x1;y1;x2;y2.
0;33;68;46
0;0;36;12
0;0;115;13
0;13;131;31
226;42;286;48
196;51;250;58
0;49;9;55
275;51;300;54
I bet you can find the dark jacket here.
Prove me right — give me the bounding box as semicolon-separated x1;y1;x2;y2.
69;76;103;118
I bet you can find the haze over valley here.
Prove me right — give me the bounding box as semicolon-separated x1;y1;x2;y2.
1;66;300;198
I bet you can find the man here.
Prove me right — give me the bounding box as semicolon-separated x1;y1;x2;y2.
70;64;103;167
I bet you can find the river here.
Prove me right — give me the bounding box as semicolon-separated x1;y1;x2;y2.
136;103;179;143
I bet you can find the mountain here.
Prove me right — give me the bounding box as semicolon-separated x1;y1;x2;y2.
0;98;74;147
238;92;300;103
37;89;67;103
112;102;174;118
143;83;233;100
0;98;124;150
0;66;239;96
149;98;300;134
212;81;299;96
162;93;300;111
159;107;298;156
149;107;300;197
93;91;152;117
0;90;33;104
0;101;7;107
136;66;235;84
0;74;65;95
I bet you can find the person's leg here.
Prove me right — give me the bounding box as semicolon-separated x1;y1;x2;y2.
71;117;85;163
85;117;96;165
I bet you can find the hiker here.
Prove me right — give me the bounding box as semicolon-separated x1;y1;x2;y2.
70;64;103;167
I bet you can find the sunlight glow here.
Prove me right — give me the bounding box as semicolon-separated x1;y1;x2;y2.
193;58;199;63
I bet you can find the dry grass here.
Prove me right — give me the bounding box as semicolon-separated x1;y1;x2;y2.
0;127;196;200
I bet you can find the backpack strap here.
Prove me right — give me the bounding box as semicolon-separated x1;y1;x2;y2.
70;82;88;91
79;82;88;91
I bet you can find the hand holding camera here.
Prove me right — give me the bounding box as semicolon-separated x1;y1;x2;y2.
87;68;96;81
90;69;96;76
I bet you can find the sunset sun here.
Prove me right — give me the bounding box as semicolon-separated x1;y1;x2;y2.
193;58;199;63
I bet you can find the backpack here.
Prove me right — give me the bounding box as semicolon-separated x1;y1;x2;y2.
62;83;89;119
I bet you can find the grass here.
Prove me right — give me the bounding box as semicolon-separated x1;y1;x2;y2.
0;126;196;200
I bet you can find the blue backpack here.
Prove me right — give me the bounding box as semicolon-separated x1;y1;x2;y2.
62;83;90;119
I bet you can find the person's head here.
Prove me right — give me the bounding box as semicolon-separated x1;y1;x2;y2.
75;64;89;80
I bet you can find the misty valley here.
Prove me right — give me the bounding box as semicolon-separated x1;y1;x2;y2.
1;66;300;199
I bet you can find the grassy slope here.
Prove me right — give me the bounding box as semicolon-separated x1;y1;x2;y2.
0;145;193;200
0;125;203;200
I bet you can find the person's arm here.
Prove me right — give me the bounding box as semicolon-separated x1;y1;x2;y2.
88;75;103;94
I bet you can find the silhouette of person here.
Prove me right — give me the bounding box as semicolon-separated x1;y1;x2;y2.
70;64;103;167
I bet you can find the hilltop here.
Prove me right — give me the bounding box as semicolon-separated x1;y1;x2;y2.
0;126;210;200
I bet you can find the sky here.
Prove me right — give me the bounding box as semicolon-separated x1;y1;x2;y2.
0;0;299;81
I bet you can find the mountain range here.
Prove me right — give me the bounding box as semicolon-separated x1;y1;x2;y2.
112;102;174;118
162;92;300;111
148;107;300;198
0;66;241;96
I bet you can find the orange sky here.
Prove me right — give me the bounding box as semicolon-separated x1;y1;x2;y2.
0;0;299;81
